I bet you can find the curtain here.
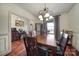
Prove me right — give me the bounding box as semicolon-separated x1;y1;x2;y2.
54;15;60;41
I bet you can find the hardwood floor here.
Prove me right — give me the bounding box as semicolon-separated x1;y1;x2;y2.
6;39;26;56
65;46;77;56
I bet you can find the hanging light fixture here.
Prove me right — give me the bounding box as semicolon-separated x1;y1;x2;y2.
38;4;54;21
38;15;43;19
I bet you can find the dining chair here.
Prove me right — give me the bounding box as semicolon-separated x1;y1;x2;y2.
23;36;38;56
23;36;48;56
56;30;64;45
56;32;69;56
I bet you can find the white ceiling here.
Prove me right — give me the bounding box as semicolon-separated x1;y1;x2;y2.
16;3;75;18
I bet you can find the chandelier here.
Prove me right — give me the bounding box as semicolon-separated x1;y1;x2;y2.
38;4;54;21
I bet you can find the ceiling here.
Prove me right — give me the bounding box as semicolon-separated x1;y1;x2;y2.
16;3;75;18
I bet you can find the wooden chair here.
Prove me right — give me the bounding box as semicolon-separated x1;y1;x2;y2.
23;36;48;56
56;30;64;45
23;36;38;56
57;32;69;56
11;28;19;42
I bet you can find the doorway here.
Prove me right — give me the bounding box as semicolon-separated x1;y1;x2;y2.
8;12;27;55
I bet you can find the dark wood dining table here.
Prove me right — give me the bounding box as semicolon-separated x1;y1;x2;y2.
27;33;57;49
36;34;57;49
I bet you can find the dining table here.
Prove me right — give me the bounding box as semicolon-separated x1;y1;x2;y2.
36;34;57;49
26;33;57;49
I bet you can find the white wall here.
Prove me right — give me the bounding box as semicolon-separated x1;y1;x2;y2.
0;3;37;55
68;4;79;32
60;13;69;31
68;4;79;51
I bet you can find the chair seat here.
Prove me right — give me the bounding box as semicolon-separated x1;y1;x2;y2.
56;46;63;55
37;46;48;56
38;46;48;51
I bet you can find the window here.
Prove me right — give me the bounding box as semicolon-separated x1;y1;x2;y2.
47;22;54;34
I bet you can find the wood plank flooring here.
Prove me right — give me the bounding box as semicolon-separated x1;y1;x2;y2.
65;46;76;56
6;40;26;56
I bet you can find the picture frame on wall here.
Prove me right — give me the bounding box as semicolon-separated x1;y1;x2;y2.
15;20;24;27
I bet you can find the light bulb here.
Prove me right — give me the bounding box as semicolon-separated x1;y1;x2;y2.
60;32;62;34
38;15;42;19
49;16;54;19
40;18;43;20
44;13;50;17
46;18;48;21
